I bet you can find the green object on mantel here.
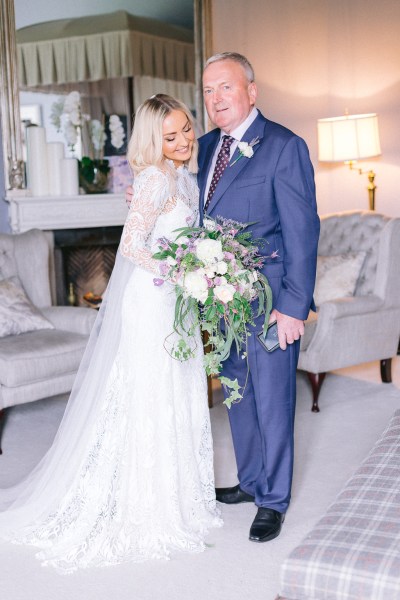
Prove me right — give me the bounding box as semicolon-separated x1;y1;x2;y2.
79;157;110;194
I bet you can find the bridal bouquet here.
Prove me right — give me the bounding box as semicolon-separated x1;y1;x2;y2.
153;217;275;407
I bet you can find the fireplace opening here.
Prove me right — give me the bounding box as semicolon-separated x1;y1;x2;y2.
54;227;123;307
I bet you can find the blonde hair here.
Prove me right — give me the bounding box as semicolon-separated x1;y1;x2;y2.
127;94;198;175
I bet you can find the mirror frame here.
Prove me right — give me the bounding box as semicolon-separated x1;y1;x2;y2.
0;0;24;191
0;0;213;192
194;0;213;133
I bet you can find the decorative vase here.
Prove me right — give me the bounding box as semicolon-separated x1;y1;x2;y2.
78;157;110;194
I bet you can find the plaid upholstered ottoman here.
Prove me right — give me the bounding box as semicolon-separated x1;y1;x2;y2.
279;409;400;600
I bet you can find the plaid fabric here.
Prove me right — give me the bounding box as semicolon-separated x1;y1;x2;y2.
280;409;400;600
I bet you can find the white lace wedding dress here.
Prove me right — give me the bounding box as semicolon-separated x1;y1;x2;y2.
0;164;222;573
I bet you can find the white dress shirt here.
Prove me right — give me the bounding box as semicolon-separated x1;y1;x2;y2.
203;107;259;204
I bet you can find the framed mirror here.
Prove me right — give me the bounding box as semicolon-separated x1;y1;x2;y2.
0;0;212;194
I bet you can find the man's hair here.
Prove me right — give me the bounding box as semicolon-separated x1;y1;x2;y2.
127;94;198;175
204;52;255;83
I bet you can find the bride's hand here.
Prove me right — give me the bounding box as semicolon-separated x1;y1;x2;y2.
125;185;134;208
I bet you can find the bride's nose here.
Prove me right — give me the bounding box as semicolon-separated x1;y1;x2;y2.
177;132;190;146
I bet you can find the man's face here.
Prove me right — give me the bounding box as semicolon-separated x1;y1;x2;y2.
203;60;257;133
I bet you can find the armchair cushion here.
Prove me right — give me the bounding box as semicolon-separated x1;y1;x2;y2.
0;277;54;338
314;251;366;306
42;306;97;335
0;329;88;388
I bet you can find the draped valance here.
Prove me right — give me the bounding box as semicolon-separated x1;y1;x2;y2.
16;10;194;87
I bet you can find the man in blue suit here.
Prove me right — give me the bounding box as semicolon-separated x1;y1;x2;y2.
200;52;319;542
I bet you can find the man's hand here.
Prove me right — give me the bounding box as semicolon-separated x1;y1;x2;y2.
125;185;134;208
269;309;304;351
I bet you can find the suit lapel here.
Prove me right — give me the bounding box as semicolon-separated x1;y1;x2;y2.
198;130;220;223
206;113;266;215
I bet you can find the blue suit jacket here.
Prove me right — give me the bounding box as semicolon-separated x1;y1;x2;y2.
198;111;320;321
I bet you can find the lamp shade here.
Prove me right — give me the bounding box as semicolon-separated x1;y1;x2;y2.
317;113;381;162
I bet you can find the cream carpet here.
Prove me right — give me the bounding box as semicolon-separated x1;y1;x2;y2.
1;369;400;600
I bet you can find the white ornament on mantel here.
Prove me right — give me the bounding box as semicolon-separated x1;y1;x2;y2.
47;142;65;195
60;158;79;196
26;126;49;196
5;193;128;233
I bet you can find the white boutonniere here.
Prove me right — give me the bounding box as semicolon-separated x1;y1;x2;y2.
230;137;260;166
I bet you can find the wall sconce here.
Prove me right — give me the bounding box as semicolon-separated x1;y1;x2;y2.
317;113;381;210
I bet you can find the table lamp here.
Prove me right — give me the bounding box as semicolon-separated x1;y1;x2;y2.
317;113;381;210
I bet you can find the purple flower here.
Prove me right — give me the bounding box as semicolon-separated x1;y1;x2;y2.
157;237;170;250
270;250;280;259
224;251;235;260
206;276;213;288
153;278;164;287
159;262;169;276
176;247;184;258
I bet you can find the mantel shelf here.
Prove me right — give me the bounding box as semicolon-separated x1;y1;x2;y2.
5;193;129;233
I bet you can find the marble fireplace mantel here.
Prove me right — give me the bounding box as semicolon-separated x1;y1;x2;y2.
5;192;129;233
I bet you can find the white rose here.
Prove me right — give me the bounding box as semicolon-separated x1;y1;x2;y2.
184;270;209;303
214;283;236;304
204;266;216;278
215;261;228;275
242;146;254;158
251;270;258;282
203;218;217;231
196;239;224;263
198;265;216;278
238;142;254;158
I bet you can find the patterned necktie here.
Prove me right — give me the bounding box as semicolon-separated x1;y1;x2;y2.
204;135;234;213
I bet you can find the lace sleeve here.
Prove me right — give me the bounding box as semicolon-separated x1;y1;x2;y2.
120;168;170;273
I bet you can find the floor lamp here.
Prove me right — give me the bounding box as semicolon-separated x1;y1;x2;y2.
317;113;381;210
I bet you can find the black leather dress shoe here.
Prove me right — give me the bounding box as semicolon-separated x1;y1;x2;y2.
249;508;285;542
215;484;255;504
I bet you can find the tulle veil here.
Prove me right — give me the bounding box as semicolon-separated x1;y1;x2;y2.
0;249;135;531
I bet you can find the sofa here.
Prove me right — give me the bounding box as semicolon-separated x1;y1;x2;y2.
278;408;400;600
0;229;97;453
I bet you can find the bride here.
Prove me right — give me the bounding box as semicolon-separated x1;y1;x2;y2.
0;94;222;572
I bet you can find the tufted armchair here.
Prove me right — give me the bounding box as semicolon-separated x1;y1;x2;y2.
0;229;97;453
299;210;400;412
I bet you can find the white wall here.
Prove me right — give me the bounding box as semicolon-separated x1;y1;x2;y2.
211;0;400;217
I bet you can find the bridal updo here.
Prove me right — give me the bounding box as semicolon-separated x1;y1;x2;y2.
127;93;198;175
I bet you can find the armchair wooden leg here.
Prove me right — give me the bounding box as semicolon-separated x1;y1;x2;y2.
0;408;5;455
380;358;392;383
306;372;326;413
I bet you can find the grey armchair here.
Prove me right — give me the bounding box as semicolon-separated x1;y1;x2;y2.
0;229;97;452
299;210;400;412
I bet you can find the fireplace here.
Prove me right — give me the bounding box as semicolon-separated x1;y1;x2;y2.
54;227;123;306
5;191;128;307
